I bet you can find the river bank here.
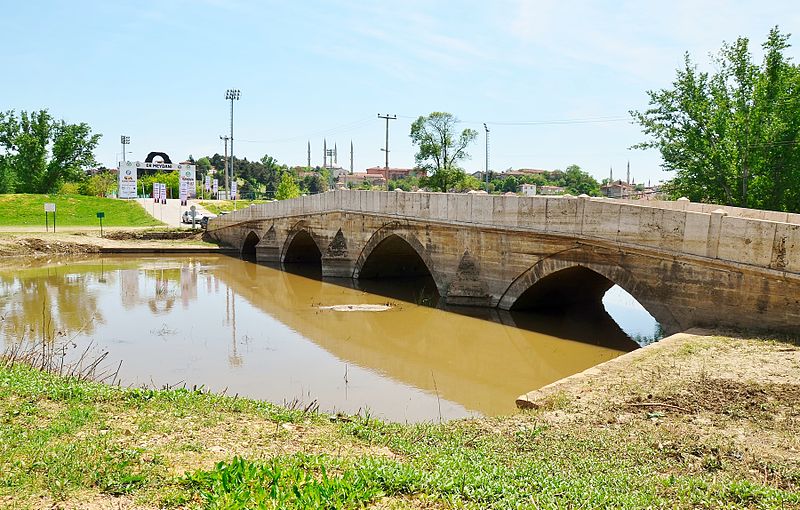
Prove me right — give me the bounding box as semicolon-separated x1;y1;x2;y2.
1;330;798;509
0;229;231;258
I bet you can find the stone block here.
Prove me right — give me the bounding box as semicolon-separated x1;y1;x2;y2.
682;212;710;257
517;197;547;231
771;223;800;272
385;191;398;216
718;216;776;267
616;205;640;244
427;193;447;220
470;194;493;224
545;197;578;234
581;200;621;239
645;208;685;250
492;195;518;227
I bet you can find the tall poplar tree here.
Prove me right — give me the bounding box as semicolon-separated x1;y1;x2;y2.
631;27;800;212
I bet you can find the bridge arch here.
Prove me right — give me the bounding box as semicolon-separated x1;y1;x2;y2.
353;227;445;296
281;223;323;265
241;230;260;260
499;255;681;335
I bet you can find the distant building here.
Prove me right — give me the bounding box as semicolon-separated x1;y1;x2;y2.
521;183;537;196
601;180;635;198
538;185;566;195
505;168;549;177
343;173;386;187
365;167;419;181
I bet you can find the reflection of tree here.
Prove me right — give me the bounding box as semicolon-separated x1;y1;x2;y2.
0;268;103;344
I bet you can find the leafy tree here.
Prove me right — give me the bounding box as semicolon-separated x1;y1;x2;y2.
275;172;300;200
561;165;601;196
631;27;800;211
0;109;100;194
79;170;117;197
410;112;478;192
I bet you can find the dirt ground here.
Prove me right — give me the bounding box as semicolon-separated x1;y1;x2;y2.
515;329;800;488
0;229;221;257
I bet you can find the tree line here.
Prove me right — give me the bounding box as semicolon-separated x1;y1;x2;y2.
4;27;797;211
632;26;800;212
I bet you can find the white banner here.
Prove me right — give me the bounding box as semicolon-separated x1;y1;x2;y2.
179;180;189;206
212;178;218;197
118;161;138;199
153;182;160;203
161;183;167;204
178;165;196;199
230;181;237;200
204;175;211;192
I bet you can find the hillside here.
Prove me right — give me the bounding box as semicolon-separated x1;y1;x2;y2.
0;194;162;227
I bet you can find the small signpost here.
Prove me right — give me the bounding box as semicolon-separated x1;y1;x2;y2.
44;202;56;232
189;205;197;229
97;212;105;237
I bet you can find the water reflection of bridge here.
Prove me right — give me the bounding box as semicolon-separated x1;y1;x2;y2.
206;256;633;415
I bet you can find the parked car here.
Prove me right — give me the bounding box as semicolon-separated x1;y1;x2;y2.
182;210;216;225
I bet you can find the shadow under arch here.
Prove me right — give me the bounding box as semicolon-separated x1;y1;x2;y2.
281;226;323;277
499;256;681;335
241;231;260;261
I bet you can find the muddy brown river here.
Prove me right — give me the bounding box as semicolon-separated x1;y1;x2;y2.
0;255;660;422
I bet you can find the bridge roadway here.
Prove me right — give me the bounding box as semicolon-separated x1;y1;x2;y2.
208;190;800;335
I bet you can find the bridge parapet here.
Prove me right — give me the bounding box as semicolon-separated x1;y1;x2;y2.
211;191;800;275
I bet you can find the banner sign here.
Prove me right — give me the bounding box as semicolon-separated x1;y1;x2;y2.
179;180;189;206
153;182;160;203
160;183;167;204
212;178;218;197
204;175;211;192
118;161;138;199
230;181;238;200
178;165;196;199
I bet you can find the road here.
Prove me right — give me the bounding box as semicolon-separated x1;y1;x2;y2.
136;198;213;228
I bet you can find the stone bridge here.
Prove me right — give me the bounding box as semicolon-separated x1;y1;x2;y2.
208;190;800;335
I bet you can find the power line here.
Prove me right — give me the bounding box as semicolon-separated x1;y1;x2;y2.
396;114;631;126
237;116;374;145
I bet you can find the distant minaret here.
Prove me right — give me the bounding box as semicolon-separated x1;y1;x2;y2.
626;161;630;185
323;138;327;167
307;141;311;169
609;166;613;183
334;143;338;165
350;140;354;173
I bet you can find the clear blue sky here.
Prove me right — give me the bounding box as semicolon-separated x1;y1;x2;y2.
3;1;798;185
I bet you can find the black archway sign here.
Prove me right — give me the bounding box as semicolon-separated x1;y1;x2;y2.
145;152;173;164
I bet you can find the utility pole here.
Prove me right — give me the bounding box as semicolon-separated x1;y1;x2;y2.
323;138;327;167
350;140;353;173
334;143;338;165
307;141;311;169
483;123;490;191
378;114;396;169
225;89;240;200
220;135;229;198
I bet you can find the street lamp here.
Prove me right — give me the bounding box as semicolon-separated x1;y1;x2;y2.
120;135;130;163
225;89;240;199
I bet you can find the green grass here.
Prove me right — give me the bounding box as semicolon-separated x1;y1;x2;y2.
0;194;161;227
199;200;269;215
1;362;798;509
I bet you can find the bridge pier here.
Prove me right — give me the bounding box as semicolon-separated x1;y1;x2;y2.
321;257;356;278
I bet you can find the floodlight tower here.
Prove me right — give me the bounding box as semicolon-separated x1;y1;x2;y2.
120;135;130;163
225;89;240;198
483;124;490;191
